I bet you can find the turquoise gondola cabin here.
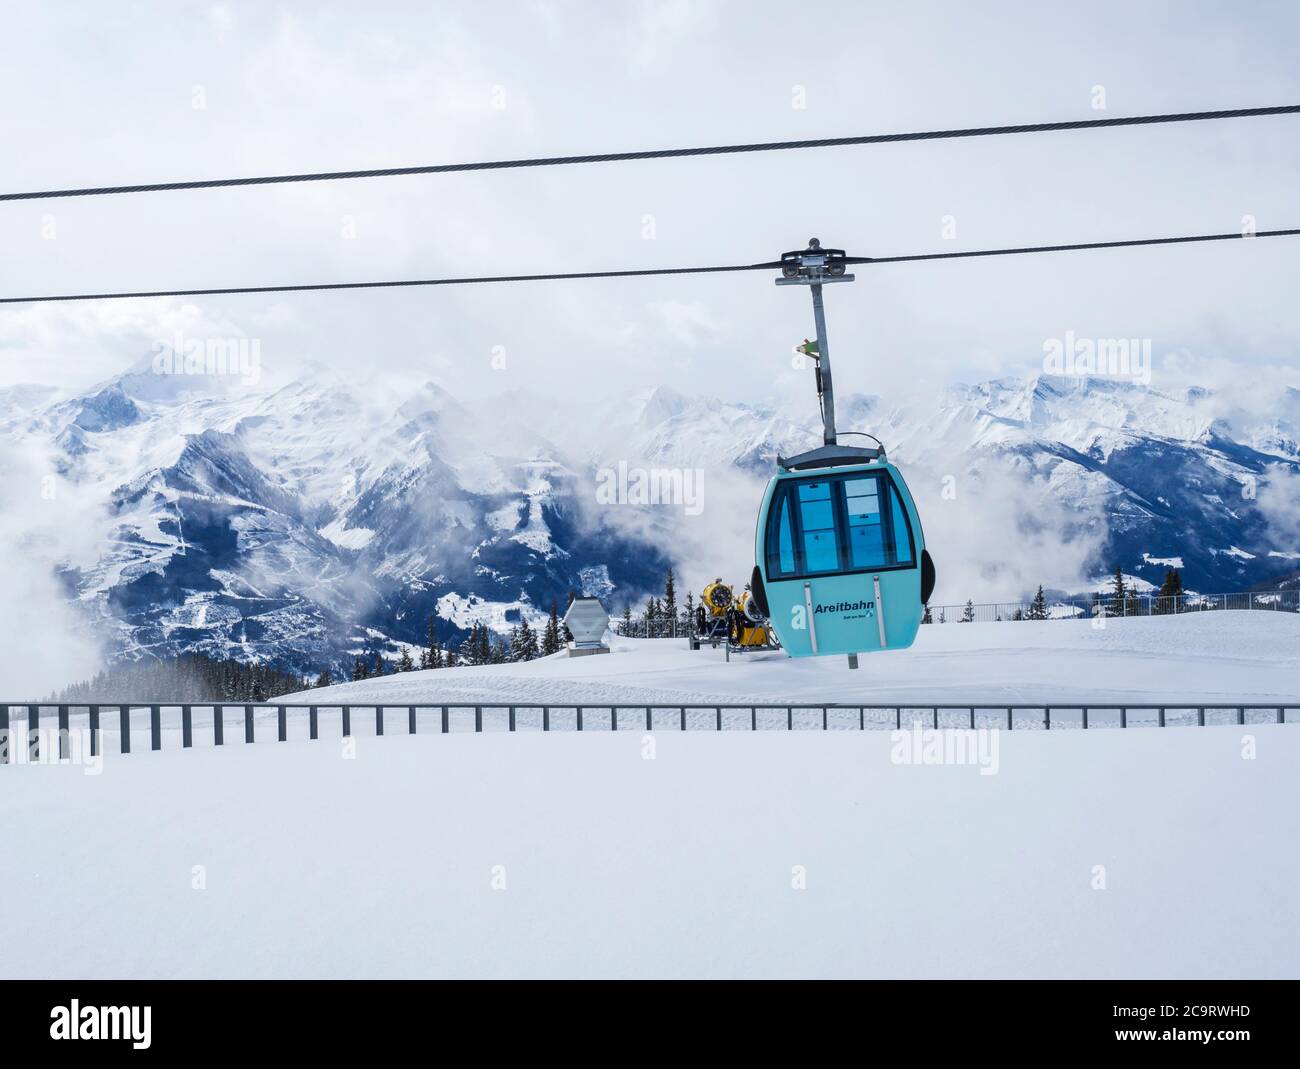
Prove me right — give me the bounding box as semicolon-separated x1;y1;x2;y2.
752;453;934;660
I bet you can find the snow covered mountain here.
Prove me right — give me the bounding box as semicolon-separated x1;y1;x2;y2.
3;364;1297;678
5;364;672;678
596;373;1300;596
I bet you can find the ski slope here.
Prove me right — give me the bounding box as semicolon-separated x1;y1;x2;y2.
290;612;1300;708
5;612;1298;979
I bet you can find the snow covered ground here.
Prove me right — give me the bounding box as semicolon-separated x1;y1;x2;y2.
5;725;1298;978
290;611;1300;709
4;613;1298;978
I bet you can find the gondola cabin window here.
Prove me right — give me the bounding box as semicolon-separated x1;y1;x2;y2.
765;471;915;580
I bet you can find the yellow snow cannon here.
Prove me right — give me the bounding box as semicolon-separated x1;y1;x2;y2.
728;586;781;650
691;578;735;649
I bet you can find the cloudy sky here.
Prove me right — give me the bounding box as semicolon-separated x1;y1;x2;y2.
1;0;1298;407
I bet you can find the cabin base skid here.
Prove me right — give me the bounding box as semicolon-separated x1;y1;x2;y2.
567;646;611;657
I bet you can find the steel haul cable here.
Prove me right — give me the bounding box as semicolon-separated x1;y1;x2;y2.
1;104;1297;202
2;229;1296;305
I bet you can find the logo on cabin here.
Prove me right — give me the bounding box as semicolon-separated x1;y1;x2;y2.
815;600;874;616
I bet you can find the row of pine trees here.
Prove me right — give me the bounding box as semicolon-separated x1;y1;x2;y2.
618;567;701;635
50;596;586;699
344;599;572;683
52;652;313;703
919;567;1186;624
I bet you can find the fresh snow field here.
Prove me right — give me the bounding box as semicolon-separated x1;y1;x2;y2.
4;613;1298;978
4;726;1298;978
294;611;1300;709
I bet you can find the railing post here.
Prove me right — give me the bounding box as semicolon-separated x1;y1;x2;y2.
718;707;723;731
1081;707;1088;730
0;704;8;764
822;706;828;731
1122;707;1129;728
969;707;976;730
182;704;192;748
788;707;793;731
863;708;867;731
58;704;69;760
409;705;416;734
1045;707;1051;731
680;706;686;731
89;705;99;757
28;705;38;761
1197;707;1205;727
610;707;617;732
376;706;384;736
244;704;254;744
1007;708;1012;731
214;704;223;746
542;707;549;732
342;705;352;737
441;706;449;734
646;707;652;731
278;706;288;742
754;707;759;731
932;707;939;730
897;707;903;731
151;704;161;750
120;705;131;754
1236;706;1244;726
310;706;319;740
1277;707;1285;725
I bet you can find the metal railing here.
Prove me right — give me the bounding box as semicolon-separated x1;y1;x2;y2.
615;591;1299;633
612;617;687;638
928;589;1299;623
1;701;1295;761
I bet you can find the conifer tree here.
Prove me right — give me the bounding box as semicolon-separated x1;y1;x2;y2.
316;667;333;688
517;616;539;661
372;651;385;677
961;599;975;623
1109;566;1126;616
397;646;414;673
1029;585;1048;621
459;627;480;666
663;567;677;634
423;616;439;669
1155;567;1183;614
543;599;562;654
